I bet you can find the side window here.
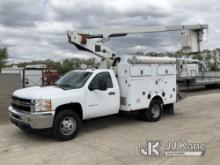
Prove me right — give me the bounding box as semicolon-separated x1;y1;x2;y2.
89;72;113;90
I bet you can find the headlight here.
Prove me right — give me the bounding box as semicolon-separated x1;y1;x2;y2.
34;99;51;112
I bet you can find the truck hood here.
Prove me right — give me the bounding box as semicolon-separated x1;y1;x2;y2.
13;86;68;99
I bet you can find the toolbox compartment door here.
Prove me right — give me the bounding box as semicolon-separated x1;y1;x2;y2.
157;64;176;75
129;65;152;77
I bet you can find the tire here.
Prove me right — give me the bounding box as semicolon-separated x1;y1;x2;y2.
141;99;162;122
53;110;80;141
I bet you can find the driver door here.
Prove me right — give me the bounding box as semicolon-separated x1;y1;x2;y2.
85;72;118;118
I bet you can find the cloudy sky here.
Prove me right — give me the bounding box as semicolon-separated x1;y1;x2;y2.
0;0;219;63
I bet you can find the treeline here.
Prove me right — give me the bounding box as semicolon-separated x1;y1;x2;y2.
135;48;220;58
16;58;96;74
0;47;8;71
134;50;180;57
5;47;220;73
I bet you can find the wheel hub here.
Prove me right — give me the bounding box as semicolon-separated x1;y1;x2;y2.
151;104;160;118
60;117;76;136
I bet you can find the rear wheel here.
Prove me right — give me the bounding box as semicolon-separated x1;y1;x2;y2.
53;110;80;141
140;99;162;122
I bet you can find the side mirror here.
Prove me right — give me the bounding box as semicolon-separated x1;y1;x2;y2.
89;79;107;91
98;79;107;91
89;84;96;91
89;86;94;91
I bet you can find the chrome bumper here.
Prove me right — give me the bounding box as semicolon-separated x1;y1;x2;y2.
8;106;55;129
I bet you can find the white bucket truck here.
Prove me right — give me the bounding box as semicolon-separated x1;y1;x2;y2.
8;24;207;140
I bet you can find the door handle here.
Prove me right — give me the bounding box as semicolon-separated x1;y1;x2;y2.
108;92;115;95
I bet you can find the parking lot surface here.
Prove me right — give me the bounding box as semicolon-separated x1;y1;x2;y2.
0;89;220;165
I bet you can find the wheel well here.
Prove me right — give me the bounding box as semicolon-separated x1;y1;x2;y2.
55;103;83;119
151;96;163;105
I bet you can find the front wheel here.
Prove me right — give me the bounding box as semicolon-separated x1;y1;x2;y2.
53;110;80;141
140;99;162;122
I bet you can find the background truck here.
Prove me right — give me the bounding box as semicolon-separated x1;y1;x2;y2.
22;64;60;88
1;64;60;88
177;58;220;89
8;24;207;140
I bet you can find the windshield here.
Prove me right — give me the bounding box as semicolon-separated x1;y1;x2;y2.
55;71;92;89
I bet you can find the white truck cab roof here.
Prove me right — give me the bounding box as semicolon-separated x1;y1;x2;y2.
73;69;113;74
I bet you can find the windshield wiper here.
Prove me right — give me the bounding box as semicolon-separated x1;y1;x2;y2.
53;84;63;89
57;84;72;90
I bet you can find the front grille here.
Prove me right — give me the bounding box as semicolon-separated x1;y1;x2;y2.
11;96;32;112
12;96;31;103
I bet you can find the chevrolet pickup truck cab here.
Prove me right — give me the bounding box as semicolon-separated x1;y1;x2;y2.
9;56;176;140
9;69;120;140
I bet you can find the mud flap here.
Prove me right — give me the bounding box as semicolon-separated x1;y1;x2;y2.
176;84;187;101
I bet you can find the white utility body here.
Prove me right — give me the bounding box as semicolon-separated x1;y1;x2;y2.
118;56;176;111
9;24;207;141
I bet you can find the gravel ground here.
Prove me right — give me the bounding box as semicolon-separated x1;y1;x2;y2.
0;88;220;165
